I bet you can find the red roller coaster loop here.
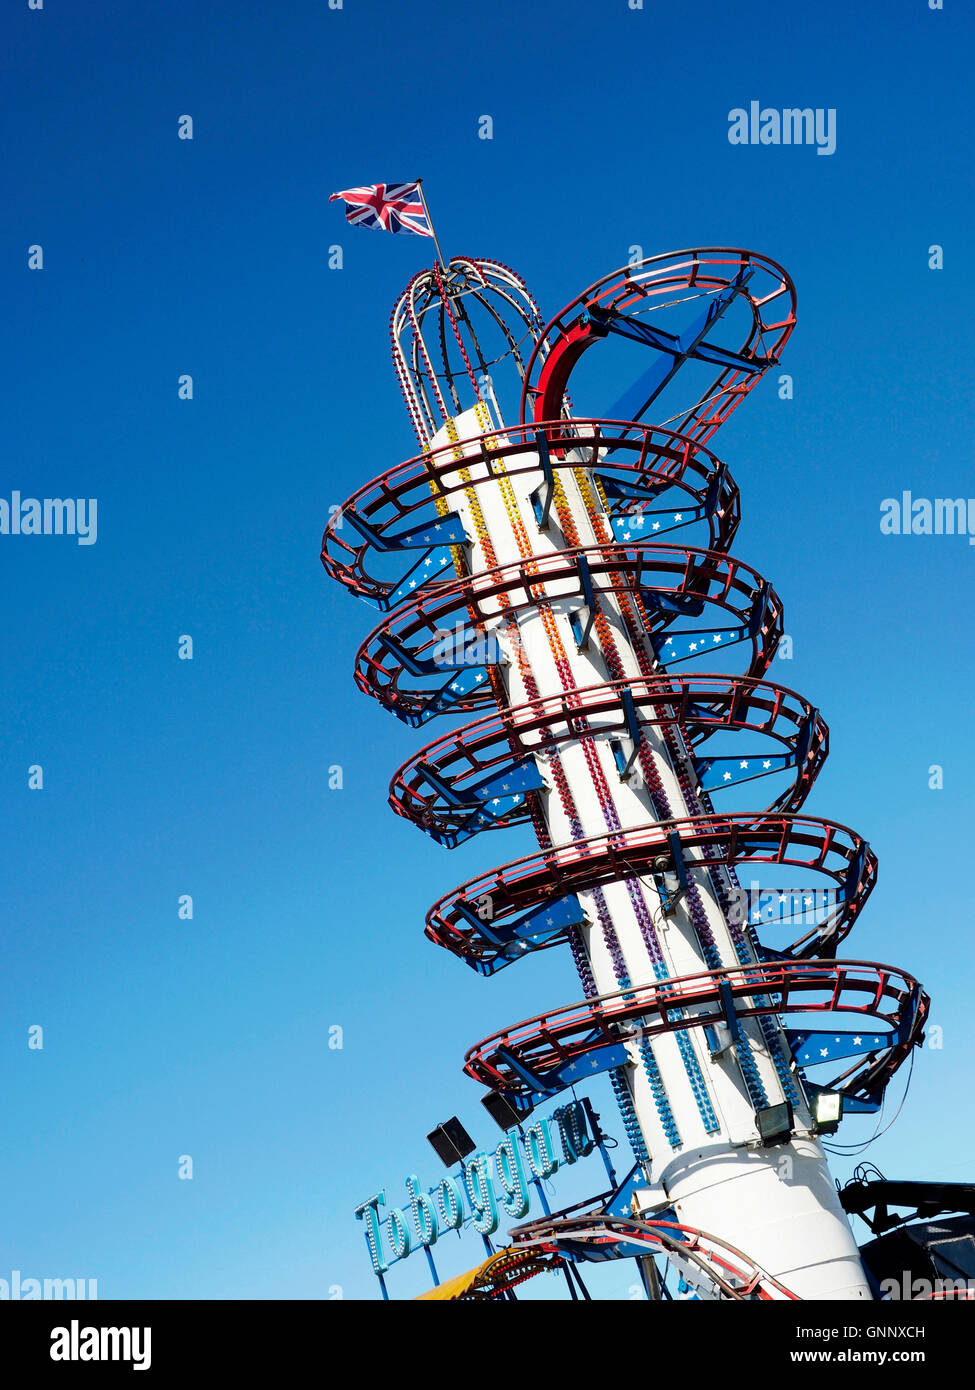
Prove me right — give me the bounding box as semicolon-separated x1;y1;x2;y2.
464;959;926;1109
519;248;796;437
354;541;784;723
425;813;876;968
390;674;829;840
321;420;740;605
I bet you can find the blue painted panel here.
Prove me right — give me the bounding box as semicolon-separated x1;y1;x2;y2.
788;1029;891;1065
695;752;792;790
389;515;467;548
653;627;745;662
383;547;458;609
609;507;706;543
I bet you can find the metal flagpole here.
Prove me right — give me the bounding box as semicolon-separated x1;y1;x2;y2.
415;180;447;268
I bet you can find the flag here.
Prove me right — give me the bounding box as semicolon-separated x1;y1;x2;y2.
329;182;433;237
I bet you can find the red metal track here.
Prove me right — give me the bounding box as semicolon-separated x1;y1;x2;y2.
425;813;875;965
519;248;796;437
390;673;829;836
355;541;783;717
322;419;740;604
465;959;926;1107
512;1213;800;1301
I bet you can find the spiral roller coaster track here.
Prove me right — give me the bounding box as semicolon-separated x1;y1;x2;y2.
323;247;930;1299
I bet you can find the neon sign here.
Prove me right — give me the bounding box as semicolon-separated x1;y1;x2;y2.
354;1101;597;1275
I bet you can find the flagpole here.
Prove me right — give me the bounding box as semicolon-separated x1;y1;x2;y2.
415;180;448;269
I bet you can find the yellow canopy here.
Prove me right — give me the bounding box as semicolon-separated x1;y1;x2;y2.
415;1259;492;1301
415;1246;553;1300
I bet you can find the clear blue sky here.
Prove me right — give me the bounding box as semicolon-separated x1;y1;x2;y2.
2;0;973;1301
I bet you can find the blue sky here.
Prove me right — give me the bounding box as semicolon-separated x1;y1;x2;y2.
2;0;973;1300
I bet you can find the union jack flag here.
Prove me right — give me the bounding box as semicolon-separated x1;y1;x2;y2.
328;182;433;238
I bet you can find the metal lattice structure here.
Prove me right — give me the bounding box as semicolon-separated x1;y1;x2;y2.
323;248;931;1299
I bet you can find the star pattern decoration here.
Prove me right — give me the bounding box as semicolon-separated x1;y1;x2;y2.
798;1031;887;1063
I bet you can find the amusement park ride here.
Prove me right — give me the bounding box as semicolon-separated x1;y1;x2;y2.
322;240;974;1300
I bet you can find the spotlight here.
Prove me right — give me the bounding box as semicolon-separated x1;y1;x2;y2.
481;1090;534;1131
811;1090;843;1135
426;1117;476;1167
755;1100;794;1147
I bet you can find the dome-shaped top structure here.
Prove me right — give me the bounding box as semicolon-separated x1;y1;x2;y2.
389;255;550;445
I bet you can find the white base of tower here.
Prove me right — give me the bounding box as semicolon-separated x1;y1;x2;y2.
658;1136;873;1299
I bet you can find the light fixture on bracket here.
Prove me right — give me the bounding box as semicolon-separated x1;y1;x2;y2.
754;1100;795;1148
810;1089;843;1136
